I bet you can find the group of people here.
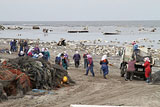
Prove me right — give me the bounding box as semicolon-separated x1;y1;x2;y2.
12;39;152;82
125;56;151;83
55;51;69;70
10;39;28;53
18;45;50;61
84;53;109;79
125;42;151;83
14;39;50;61
55;50;110;79
10;39;18;52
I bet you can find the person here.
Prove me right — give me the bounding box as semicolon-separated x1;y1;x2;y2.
132;44;140;61
85;54;95;77
23;40;28;51
32;53;39;59
43;48;50;61
23;40;28;47
41;48;45;55
100;55;109;79
38;53;44;59
61;53;67;70
64;51;69;68
55;53;61;65
10;40;14;52
132;41;136;46
34;45;40;54
24;45;29;56
19;40;24;52
125;58;136;81
133;44;138;51
27;47;34;57
57;38;66;46
143;57;151;83
73;51;81;68
12;39;17;52
18;51;25;57
83;52;88;69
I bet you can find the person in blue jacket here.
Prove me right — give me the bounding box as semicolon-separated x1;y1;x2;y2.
73;51;81;68
100;55;109;79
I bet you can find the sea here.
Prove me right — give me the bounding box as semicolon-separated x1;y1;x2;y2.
0;21;160;49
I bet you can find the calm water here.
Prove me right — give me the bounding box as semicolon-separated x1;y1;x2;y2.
0;21;160;27
0;21;160;49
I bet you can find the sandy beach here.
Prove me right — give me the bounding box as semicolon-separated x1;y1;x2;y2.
1;0;160;105
0;33;160;107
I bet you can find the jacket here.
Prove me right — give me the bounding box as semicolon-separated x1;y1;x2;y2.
127;60;136;72
73;54;81;61
144;61;151;72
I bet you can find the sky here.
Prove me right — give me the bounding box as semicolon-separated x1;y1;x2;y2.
0;0;159;21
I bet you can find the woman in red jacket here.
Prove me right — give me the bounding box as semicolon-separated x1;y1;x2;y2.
143;57;151;83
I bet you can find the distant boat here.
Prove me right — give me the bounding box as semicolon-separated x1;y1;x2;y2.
103;32;119;35
68;30;89;33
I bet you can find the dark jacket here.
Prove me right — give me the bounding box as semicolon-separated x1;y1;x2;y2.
73;54;81;61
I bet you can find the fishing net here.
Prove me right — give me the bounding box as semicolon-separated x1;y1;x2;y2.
0;56;75;101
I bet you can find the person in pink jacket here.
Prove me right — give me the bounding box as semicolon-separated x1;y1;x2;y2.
125;58;136;81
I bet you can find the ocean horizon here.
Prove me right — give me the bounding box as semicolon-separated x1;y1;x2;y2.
0;20;160;27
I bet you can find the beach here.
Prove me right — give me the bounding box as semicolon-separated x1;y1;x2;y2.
0;21;160;107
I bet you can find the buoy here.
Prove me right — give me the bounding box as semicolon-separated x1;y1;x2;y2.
63;76;68;83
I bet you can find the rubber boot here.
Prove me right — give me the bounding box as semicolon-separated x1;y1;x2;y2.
146;78;150;83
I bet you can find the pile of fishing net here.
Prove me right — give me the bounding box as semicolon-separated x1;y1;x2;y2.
151;71;160;85
0;56;75;101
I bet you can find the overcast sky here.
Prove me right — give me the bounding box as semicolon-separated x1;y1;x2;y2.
0;0;159;21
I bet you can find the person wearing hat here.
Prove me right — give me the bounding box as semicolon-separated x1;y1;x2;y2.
85;54;95;77
61;53;68;70
100;55;109;79
55;53;61;65
143;57;151;83
73;51;81;68
18;51;25;57
125;57;136;81
43;48;50;61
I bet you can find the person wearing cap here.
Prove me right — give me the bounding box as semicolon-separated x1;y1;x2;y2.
85;54;95;77
143;57;151;83
73;51;81;68
125;57;136;81
100;55;109;79
18;51;25;57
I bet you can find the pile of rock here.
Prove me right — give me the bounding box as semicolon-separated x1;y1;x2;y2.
0;25;5;30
